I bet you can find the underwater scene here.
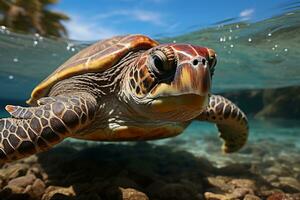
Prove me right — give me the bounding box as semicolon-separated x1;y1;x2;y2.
0;0;300;200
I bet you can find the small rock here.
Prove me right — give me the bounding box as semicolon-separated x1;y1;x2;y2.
229;179;256;190
287;193;300;200
120;187;149;200
204;192;227;200
7;174;36;188
42;172;49;181
264;175;278;182
42;186;76;200
23;185;33;197
22;155;38;164
0;163;29;180
267;193;286;200
27;178;46;199
278;177;300;192
230;188;254;198
265;165;291;177
205;191;256;200
0;185;30;200
26;166;42;178
267;192;300;200
260;189;284;198
2;185;24;194
244;194;261;200
206;176;234;192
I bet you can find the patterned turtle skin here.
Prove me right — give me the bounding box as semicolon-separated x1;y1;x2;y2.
0;34;248;163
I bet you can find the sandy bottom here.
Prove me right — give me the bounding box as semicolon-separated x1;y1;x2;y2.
0;134;299;200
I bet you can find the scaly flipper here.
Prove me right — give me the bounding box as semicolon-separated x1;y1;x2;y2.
0;93;97;163
196;95;249;153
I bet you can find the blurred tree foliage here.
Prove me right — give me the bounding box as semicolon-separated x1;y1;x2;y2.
0;0;69;37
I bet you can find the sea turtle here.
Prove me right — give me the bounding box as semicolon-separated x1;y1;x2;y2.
0;34;248;163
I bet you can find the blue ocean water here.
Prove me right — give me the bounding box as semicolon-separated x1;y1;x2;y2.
151;119;300;167
1;10;300;101
0;4;300;169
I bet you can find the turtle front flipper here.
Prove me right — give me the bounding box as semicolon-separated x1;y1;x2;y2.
196;95;249;153
0;93;97;163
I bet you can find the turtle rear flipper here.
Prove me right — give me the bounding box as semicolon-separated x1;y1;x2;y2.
196;95;249;153
0;93;97;163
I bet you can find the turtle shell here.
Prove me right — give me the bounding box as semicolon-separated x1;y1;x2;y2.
27;34;159;105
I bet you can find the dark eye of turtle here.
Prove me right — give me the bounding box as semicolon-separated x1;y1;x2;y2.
153;55;165;71
150;50;173;76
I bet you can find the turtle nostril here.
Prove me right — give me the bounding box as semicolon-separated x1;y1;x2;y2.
192;58;207;66
192;59;199;66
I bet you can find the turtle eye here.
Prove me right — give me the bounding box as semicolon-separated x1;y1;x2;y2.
153;54;165;71
150;50;173;76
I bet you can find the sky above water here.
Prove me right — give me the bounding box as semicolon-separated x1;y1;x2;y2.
52;0;292;40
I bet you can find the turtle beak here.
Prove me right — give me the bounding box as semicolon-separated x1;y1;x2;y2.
150;59;211;98
173;60;211;96
149;58;211;118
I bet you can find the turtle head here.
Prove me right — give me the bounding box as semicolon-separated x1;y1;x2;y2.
124;43;217;121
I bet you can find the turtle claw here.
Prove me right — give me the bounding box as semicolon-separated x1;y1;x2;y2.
6;97;57;119
5;105;33;119
5;105;17;113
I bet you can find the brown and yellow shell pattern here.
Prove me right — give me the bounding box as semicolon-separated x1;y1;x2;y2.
27;34;159;105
